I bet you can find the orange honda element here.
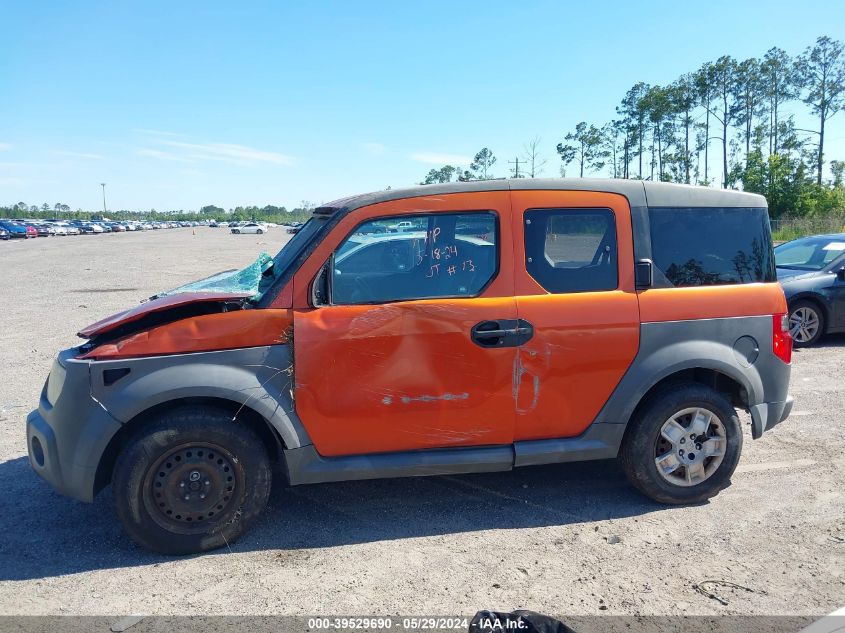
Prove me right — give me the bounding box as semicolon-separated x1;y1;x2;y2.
27;179;793;554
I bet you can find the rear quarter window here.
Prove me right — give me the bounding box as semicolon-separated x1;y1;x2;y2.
649;207;776;287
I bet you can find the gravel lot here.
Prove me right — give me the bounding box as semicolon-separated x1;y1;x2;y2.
0;228;843;618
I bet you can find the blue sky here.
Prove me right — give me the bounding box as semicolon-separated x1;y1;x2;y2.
1;0;844;211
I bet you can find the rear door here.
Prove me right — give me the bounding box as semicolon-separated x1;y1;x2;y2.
510;190;640;440
291;192;519;457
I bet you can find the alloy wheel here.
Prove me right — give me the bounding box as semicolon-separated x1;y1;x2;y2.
789;307;820;343
654;407;727;487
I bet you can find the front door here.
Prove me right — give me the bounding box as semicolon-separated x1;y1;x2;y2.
293;193;518;457
510;190;641;440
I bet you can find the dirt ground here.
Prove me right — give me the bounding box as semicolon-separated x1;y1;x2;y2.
0;228;843;618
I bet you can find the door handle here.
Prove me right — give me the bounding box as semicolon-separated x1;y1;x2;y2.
471;319;534;347
472;327;532;338
472;328;511;339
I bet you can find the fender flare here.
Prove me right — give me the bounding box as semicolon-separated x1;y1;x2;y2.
595;335;762;429
89;345;311;450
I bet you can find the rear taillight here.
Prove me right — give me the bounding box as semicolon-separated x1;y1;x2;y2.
772;313;792;364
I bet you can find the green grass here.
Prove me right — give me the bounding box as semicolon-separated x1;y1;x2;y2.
771;216;845;243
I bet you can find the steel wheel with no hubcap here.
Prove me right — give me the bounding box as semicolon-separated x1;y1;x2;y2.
654;407;726;487
143;442;239;532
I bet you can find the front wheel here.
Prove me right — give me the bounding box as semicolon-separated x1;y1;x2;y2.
788;300;825;347
256;229;264;234
112;406;272;555
620;383;742;504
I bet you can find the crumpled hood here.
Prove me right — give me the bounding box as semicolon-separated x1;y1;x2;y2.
77;291;253;339
78;253;275;339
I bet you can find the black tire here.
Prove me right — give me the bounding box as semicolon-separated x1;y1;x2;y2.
257;229;264;234
788;299;825;347
112;406;272;555
619;383;742;504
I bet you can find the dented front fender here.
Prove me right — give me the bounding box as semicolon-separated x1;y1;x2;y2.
89;345;311;450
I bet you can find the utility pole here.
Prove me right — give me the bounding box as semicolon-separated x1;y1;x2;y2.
508;156;523;178
100;183;107;217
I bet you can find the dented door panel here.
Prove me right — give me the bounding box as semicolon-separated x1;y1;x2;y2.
511;292;640;438
292;192;517;457
510;191;640;440
294;298;518;456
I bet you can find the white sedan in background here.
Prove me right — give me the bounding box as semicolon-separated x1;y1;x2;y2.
231;222;268;234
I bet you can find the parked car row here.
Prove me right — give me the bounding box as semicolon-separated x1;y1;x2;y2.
208;220;302;234
2;217;306;241
205;220;297;234
0;218;214;239
0;220;37;238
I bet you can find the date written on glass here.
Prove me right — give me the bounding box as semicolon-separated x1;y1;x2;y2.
415;242;459;265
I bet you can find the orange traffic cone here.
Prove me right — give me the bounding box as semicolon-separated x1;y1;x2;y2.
192;228;196;236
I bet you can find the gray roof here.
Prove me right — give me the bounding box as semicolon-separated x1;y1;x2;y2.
317;178;767;215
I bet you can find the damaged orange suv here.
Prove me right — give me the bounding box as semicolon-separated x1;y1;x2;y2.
27;179;793;554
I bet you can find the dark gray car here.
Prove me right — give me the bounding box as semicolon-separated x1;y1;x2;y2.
776;233;845;346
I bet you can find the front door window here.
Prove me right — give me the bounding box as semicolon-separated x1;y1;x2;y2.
331;212;498;305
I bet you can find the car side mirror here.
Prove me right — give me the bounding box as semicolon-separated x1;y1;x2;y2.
635;259;653;289
836;266;845;281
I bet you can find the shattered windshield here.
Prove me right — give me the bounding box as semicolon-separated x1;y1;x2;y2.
152;217;327;303
154;252;275;299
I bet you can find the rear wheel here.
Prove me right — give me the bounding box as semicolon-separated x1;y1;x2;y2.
112;406;272;555
788;299;824;347
257;228;264;234
620;383;742;504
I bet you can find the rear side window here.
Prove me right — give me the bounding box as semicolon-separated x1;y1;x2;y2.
649;207;776;287
524;208;618;293
331;212;498;305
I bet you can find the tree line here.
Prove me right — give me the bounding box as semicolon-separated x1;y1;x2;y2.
421;35;845;218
